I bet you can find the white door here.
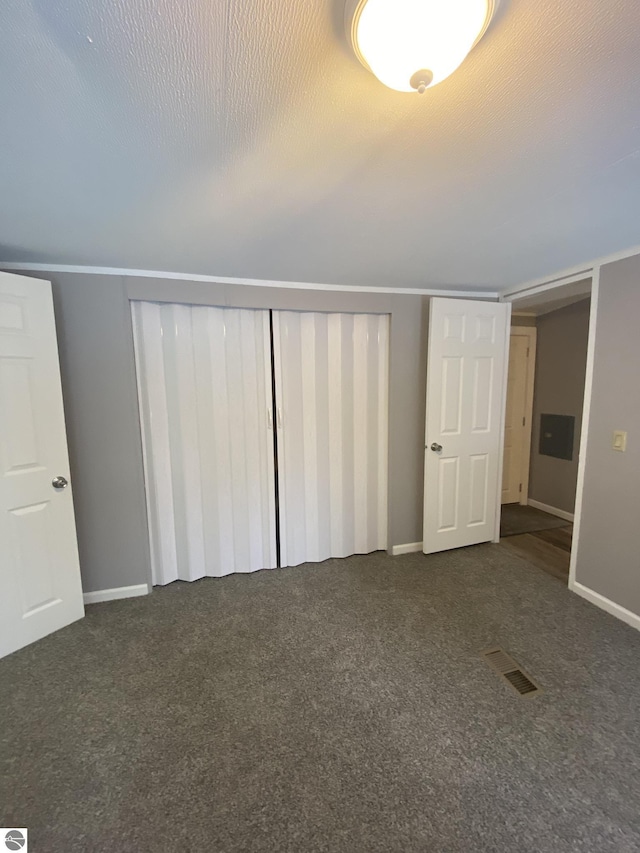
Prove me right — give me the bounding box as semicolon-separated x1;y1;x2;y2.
423;298;510;554
0;272;84;659
273;311;389;567
502;330;536;504
132;302;277;583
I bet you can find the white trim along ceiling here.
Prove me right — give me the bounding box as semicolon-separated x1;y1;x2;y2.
0;263;499;299
2;238;640;296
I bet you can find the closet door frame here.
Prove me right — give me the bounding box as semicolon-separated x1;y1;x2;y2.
132;297;392;582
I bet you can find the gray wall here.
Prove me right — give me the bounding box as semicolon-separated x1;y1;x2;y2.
40;273;151;593
528;299;590;513
576;256;640;616
11;263;640;626
19;271;431;592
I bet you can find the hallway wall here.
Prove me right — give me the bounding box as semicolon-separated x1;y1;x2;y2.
528;298;590;514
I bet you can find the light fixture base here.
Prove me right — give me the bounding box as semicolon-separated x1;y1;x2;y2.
410;69;434;94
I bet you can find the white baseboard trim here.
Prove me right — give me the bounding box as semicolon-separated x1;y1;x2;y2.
571;581;640;632
83;583;150;605
527;499;574;523
391;542;423;556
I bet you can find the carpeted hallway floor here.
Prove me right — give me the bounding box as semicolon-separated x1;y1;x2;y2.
2;545;640;852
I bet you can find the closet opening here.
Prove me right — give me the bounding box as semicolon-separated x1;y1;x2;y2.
131;301;390;586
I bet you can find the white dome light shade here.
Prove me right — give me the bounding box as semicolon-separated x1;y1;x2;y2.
347;0;499;93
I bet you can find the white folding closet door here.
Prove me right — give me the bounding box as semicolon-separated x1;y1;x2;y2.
273;311;389;567
132;302;277;584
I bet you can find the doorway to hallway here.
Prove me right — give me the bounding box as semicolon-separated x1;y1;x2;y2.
499;278;592;583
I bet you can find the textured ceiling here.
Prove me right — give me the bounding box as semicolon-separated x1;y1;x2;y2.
1;0;640;290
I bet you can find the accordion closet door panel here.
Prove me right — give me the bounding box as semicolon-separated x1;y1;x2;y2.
273;311;389;567
132;301;277;584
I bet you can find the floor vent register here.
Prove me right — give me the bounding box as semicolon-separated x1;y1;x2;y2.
481;647;542;698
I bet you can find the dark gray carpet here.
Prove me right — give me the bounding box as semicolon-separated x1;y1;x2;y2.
501;503;570;537
2;546;640;853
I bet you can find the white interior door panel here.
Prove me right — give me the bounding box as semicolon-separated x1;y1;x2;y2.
423;298;510;554
0;272;84;659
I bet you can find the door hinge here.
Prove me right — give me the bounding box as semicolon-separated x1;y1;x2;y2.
522;416;526;426
519;483;522;493
526;347;530;357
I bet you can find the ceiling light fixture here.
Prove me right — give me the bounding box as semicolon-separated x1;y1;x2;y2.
345;0;500;93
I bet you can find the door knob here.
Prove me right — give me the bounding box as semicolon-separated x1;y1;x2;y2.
430;443;443;453
52;476;68;490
